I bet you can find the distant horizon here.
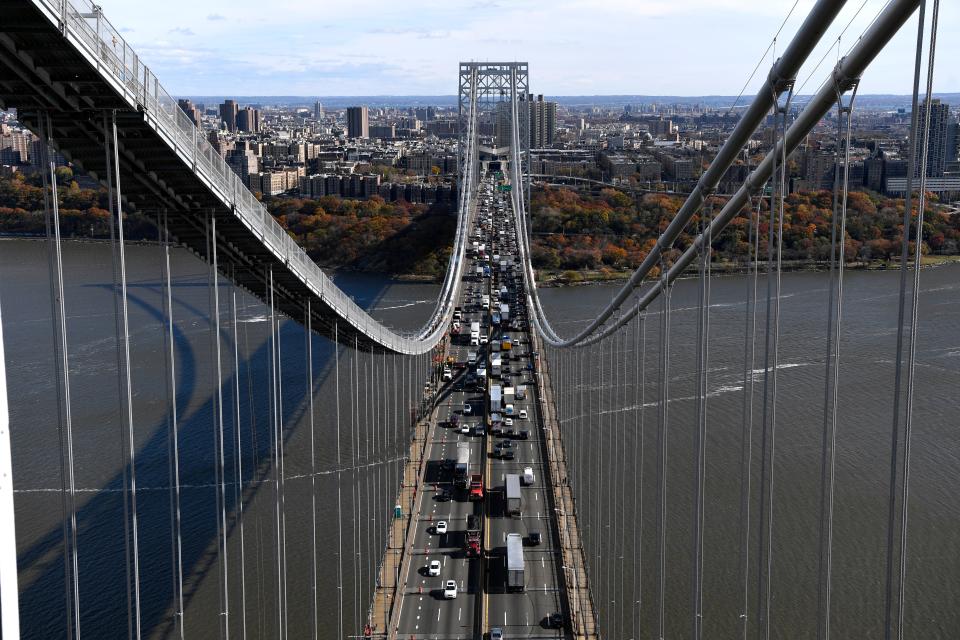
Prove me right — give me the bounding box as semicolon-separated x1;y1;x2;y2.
178;92;960;110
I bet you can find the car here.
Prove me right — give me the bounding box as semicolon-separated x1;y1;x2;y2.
435;490;452;502
435;521;448;535
501;449;515;460
480;335;489;344
490;628;504;640
462;402;472;415
519;409;528;419
527;531;542;546
504;429;517;439
504;417;513;427
442;368;452;381
518;430;529;440
545;612;564;629
460;424;471;435
428;560;441;576
497;439;513;449
443;580;458;599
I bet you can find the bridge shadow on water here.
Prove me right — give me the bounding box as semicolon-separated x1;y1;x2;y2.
13;248;409;638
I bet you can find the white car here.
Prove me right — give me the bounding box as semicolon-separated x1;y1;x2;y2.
428;560;441;576
480;335;489;344
442;368;452;381
460;424;471;435
463;402;472;415
519;409;528;419
435;521;448;535
443;580;458;599
504;417;513;427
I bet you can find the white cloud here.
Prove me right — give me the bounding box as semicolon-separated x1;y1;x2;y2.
96;0;958;96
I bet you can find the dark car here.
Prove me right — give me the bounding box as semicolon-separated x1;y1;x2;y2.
525;531;542;546
517;430;529;440
498;439;513;449
501;449;515;460
435;490;452;502
545;612;564;629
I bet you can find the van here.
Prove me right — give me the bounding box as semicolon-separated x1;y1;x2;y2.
523;467;535;486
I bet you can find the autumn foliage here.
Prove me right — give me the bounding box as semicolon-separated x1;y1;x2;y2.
530;186;959;271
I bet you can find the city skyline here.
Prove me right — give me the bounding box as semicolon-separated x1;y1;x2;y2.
97;0;957;97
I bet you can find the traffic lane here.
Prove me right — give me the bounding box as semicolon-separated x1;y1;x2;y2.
486;590;566;637
398;373;482;635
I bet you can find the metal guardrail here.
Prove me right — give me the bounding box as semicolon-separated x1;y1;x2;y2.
31;0;481;355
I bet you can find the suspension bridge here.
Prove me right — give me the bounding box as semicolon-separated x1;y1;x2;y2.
0;0;951;638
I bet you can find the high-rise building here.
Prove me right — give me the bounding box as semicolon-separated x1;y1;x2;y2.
178;99;202;126
237;106;261;133
415;107;436;122
346;106;369;139
314;100;324;119
495;95;557;148
914;99;951;177
226;148;260;182
219;99;239;132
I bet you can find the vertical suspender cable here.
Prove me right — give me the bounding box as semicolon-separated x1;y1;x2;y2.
353;336;361;633
761;83;793;640
0;250;18;639
334;323;344;640
240;296;263;639
619;320;629;638
41;113;79;640
160;212;185;639
305;302;318;640
738;194;763;640
693;202;713;639
107;110;142;640
267;269;282;637
756;85;782;638
208;212;230;640
896;4;939;636
229;271;247;640
656;267;672;640
817;82;859;640
362;351;370;616
633;313;646;637
276;295;288;640
884;4;926;635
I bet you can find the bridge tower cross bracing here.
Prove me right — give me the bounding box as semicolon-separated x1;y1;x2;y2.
458;62;529;191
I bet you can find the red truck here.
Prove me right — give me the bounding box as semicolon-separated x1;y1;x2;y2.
465;514;481;557
469;474;484;501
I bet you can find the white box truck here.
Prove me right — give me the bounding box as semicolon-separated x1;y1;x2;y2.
506;474;522;516
490;385;502;413
506;532;524;591
491;355;502;378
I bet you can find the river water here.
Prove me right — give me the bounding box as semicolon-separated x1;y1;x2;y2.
537;266;960;639
2;238;958;638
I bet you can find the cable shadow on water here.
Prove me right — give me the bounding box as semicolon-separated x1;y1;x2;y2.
14;266;401;638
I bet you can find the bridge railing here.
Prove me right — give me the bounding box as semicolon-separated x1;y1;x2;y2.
35;0;481;353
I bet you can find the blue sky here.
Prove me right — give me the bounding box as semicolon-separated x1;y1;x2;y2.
98;0;957;97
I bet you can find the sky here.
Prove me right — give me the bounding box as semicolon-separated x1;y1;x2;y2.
96;0;958;98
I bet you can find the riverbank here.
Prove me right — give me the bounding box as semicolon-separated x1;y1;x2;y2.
534;254;960;287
